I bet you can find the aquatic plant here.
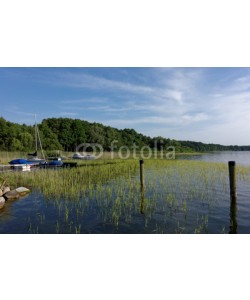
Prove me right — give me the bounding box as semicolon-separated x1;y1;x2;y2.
2;158;250;233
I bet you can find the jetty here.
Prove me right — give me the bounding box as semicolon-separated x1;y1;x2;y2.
0;164;32;172
0;165;14;172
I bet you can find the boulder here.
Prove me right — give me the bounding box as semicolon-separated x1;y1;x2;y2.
3;190;20;201
2;186;10;194
16;187;31;196
0;197;5;209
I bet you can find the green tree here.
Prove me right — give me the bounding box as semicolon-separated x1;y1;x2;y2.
39;123;63;150
10;138;23;151
19;132;34;151
88;123;105;145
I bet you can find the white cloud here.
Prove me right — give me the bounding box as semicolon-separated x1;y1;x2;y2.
94;68;250;144
181;112;209;123
54;70;190;108
62;97;107;104
56;72;155;95
60;112;79;117
54;69;217;141
4;67;250;145
232;76;250;91
104;112;210;127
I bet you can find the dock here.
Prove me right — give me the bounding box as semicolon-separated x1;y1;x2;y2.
0;164;32;172
0;165;13;172
0;162;78;172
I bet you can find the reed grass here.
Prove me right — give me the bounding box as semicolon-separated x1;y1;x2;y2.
0;151;30;164
2;158;250;233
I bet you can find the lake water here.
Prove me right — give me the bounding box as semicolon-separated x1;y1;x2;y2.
1;151;250;234
178;151;250;166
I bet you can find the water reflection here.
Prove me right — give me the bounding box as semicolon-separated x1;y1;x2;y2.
140;188;145;215
229;195;237;234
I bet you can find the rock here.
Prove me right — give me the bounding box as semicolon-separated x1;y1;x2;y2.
2;186;10;194
0;189;3;197
0;197;5;209
16;187;31;196
3;190;20;201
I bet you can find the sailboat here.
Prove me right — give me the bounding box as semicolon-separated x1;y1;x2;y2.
8;158;32;171
27;114;46;165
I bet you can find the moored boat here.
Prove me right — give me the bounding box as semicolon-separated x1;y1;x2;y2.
11;164;31;171
27;156;46;165
9;158;32;171
47;157;64;167
27;114;46;165
72;153;96;160
9;159;33;165
9;160;32;171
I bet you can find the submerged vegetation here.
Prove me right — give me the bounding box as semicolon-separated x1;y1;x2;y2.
1;158;250;233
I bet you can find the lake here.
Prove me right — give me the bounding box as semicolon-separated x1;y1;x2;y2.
0;151;250;234
178;151;250;166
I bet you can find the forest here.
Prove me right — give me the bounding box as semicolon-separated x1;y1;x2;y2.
0;116;250;153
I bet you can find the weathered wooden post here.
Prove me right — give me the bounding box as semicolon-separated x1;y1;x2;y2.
140;159;144;189
228;161;236;197
140;188;145;215
228;161;237;233
229;194;237;234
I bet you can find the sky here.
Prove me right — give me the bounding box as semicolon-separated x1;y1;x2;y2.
0;67;250;146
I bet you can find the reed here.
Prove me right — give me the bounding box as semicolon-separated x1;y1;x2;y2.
0;151;29;164
2;158;250;233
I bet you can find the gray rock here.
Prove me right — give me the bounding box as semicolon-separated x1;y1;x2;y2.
0;197;5;209
16;187;31;196
4;190;20;201
2;186;10;194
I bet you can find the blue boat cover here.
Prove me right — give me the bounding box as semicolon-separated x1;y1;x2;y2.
9;159;32;165
48;160;64;166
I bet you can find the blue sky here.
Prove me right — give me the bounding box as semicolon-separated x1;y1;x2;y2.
0;67;250;145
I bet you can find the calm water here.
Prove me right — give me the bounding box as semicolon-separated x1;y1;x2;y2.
1;151;250;234
179;151;250;234
178;151;250;166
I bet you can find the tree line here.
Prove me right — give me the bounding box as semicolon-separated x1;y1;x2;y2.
0;116;249;153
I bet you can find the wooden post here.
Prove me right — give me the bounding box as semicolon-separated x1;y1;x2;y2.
228;161;237;233
229;194;237;234
228;161;236;197
140;160;144;189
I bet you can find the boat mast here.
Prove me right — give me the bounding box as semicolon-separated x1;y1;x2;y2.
37;124;45;160
35;114;46;160
35;113;38;154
